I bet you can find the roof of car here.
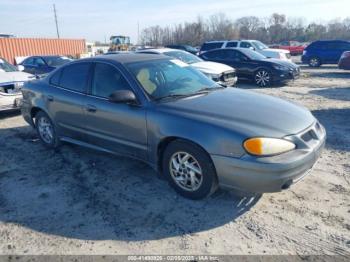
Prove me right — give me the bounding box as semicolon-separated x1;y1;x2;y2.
94;53;169;64
137;48;183;54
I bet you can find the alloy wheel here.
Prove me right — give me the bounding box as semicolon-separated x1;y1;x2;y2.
309;58;320;67
255;70;270;87
169;151;203;192
37;116;54;144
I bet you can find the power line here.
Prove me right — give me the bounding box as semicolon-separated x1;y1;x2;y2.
53;4;60;38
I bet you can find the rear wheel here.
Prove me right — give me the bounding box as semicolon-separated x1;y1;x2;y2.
162;140;217;200
309;57;321;67
35;111;60;148
255;69;272;87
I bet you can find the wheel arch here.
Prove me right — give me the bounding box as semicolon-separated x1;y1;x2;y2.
156;136;216;176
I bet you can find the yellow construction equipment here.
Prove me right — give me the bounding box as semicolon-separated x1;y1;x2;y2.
109;35;131;51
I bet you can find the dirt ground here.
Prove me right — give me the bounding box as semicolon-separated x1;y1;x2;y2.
0;61;349;256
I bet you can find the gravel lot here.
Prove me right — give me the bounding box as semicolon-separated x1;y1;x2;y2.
0;62;349;256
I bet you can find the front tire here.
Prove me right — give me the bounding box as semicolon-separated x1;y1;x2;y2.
35;111;60;149
162;140;217;200
255;69;272;87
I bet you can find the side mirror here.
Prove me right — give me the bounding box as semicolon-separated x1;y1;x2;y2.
249;47;256;51
109;90;138;105
17;65;25;71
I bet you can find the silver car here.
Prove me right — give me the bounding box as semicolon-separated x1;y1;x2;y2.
21;54;326;199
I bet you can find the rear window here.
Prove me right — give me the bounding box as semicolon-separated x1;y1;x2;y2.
200;42;224;51
59;63;91;93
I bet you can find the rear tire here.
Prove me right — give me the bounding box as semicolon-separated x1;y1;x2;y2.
162;140;217;200
35;111;60;149
309;57;321;67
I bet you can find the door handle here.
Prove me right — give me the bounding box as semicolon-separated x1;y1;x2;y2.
85;104;97;113
47;95;54;102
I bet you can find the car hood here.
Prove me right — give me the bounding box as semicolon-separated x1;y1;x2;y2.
191;61;235;74
260;58;299;69
0;71;34;84
157;88;315;138
263;48;290;54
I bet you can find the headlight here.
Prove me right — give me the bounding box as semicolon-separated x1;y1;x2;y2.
14;82;24;88
243;137;296;156
273;64;288;71
204;73;221;82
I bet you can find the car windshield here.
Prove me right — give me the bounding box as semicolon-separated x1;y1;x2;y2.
252;41;269;50
126;59;220;101
240;48;267;60
0;58;18;72
44;56;72;67
164;51;202;64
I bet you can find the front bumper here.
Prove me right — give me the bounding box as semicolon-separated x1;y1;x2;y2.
274;67;300;82
0;93;22;112
212;121;326;193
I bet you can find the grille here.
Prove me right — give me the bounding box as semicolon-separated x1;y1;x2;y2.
300;122;323;143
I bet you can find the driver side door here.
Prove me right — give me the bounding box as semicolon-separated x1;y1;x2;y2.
83;62;148;160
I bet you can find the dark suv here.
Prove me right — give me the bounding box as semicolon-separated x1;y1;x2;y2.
302;40;350;67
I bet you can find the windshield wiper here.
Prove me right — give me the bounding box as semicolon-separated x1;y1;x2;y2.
196;85;226;93
153;93;195;101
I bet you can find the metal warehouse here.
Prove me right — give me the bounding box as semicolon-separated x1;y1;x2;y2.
0;38;86;64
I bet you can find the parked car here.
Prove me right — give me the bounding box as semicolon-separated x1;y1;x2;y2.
19;55;72;75
165;45;198;55
137;48;237;87
302;40;350;67
199;40;292;62
271;41;305;56
338;51;350;70
199;48;300;87
21;54;325;199
0;57;34;112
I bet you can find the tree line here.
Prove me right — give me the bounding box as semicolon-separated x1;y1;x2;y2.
140;13;350;47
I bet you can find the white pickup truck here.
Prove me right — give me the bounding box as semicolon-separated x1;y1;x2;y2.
0;58;34;112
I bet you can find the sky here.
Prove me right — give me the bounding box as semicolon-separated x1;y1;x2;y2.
0;0;349;43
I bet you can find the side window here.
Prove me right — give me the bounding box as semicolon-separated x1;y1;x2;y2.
23;58;34;66
92;63;130;98
34;58;46;67
204;50;225;59
226;42;238;47
49;69;61;86
221;50;236;59
60;63;91;93
240;42;252;48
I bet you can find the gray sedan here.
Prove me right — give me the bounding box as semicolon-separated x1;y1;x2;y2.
21;54;326;199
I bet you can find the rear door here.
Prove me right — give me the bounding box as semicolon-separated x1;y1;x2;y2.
47;62;92;141
83;62;148;160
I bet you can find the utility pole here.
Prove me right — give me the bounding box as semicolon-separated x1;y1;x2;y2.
137;21;140;45
53;4;60;38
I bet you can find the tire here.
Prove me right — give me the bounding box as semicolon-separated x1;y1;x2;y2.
254;69;272;87
308;57;321;67
162;140;218;200
35;111;60;149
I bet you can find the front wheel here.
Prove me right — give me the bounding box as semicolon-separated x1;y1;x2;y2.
255;69;272;87
35;111;60;148
162;140;217;200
